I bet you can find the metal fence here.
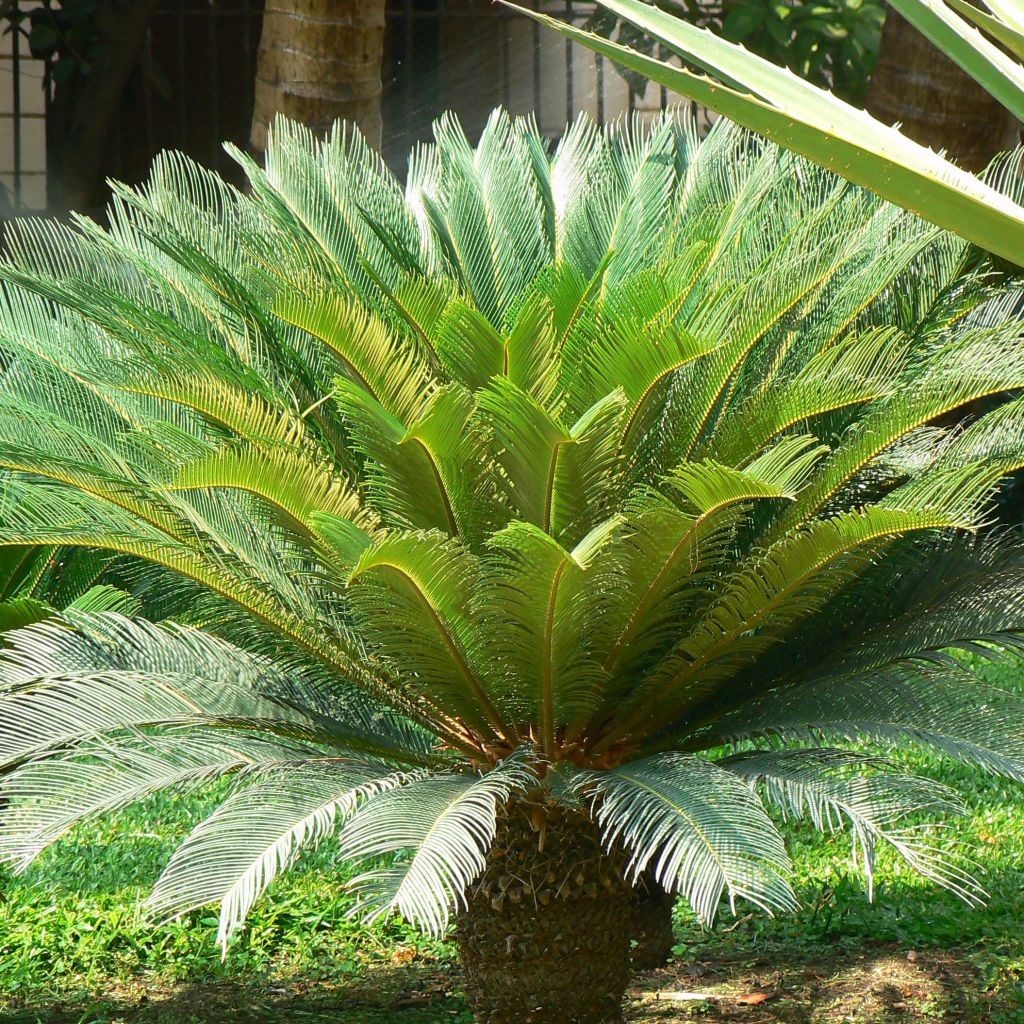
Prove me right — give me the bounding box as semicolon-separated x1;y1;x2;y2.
380;0;702;169
1;0;699;215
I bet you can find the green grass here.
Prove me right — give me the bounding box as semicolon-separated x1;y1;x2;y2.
2;656;1024;1023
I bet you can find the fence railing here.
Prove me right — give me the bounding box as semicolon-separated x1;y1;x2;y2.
381;0;706;169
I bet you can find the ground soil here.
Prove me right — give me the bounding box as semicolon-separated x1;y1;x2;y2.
2;944;1017;1024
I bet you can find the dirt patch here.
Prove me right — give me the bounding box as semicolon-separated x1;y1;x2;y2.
628;946;1012;1023
1;946;1017;1024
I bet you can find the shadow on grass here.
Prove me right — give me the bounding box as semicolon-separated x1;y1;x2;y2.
2;945;1020;1024
0;963;469;1024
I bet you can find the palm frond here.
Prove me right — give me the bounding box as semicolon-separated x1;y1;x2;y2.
721;748;982;903
338;751;536;936
0;733;311;871
713;663;1024;782
148;759;401;950
567;752;797;923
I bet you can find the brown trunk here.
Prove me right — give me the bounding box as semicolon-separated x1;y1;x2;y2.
630;870;676;971
250;0;386;156
46;0;161;214
457;795;632;1024
867;9;1019;172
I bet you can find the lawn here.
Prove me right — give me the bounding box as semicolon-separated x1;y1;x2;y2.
2;655;1023;1024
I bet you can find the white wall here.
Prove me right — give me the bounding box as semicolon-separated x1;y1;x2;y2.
0;13;47;212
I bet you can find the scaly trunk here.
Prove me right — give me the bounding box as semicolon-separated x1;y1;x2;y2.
457;796;632;1024
630;870;676;971
867;9;1019;172
250;0;386;156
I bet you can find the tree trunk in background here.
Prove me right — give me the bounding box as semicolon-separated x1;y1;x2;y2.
867;9;1020;172
250;0;386;156
46;0;160;214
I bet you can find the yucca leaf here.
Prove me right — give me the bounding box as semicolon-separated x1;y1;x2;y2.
884;0;1024;119
507;0;1024;265
949;0;1024;60
982;0;1024;32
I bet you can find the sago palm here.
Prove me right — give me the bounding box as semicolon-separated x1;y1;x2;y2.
0;546;142;634
2;112;1024;1024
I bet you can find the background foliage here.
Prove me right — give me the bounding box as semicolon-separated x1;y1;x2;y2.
586;0;884;104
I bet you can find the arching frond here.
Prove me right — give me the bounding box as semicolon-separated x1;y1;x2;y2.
712;663;1024;782
0;733;312;871
477;520;617;749
339;751;536;936
148;759;401;950
348;531;509;740
721;748;982;903
568;752;797;924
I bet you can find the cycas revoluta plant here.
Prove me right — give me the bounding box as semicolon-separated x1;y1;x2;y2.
2;112;1024;1023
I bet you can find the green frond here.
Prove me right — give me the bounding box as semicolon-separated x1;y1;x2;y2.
474;376;570;530
775;323;1024;535
721;748;982;903
0;596;53;636
501;294;560;409
707;328;911;465
229;116;421;300
713;663;1024;782
429;298;504;390
416;110;549;326
548;390;628;545
617;504;986;744
0;613;430;766
0;733;311;872
348;531;509;740
64;584;142;617
339;752;536;936
148;759;400;950
478;520;618;750
273;288;437;425
168;444;366;537
568;752;797;923
667;434;827;514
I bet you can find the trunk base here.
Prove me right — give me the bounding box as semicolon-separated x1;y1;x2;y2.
630;872;676;971
457;796;631;1024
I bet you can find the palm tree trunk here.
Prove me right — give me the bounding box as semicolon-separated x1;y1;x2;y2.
867;9;1019;172
46;0;161;214
250;0;386;156
630;870;676;971
457;796;632;1024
